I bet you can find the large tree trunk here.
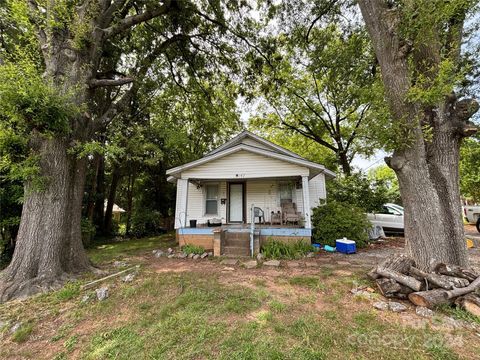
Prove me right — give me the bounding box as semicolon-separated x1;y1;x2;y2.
0;136;92;301
358;0;477;270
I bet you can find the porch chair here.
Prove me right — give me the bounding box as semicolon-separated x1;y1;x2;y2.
253;207;265;224
281;201;301;225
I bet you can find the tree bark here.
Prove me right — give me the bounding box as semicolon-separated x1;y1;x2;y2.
358;0;477;270
0;136;92;301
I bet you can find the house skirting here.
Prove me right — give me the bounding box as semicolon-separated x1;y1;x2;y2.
176;227;311;254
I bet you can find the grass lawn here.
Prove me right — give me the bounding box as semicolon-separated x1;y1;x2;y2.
0;234;479;359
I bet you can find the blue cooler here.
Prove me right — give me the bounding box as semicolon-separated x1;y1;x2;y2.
335;238;356;254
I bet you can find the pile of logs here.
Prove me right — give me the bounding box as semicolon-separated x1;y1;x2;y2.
368;255;480;317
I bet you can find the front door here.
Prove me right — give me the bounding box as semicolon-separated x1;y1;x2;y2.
229;183;244;223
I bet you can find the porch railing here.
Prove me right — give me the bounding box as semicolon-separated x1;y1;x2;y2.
250;204;255;257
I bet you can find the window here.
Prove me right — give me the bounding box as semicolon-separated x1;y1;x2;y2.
279;183;293;204
205;184;219;215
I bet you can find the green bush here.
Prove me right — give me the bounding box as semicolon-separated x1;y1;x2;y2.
261;239;313;260
130;209;165;237
312;201;370;248
182;244;205;255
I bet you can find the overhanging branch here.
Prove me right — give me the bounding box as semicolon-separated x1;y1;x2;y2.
89;77;134;88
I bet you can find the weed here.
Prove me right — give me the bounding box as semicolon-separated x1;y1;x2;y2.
261;239;313;260
181;244;205;255
11;322;34;343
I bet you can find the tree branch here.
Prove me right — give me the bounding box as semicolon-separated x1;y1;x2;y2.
89;77;134;88
102;0;172;39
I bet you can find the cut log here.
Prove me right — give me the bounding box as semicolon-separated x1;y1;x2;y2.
408;289;451;308
81;265;140;290
376;267;422;291
409;275;480;308
368;254;415;279
409;266;470;290
455;293;480;317
376;278;413;299
434;263;479;282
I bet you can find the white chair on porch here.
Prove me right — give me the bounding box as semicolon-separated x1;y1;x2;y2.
253;207;265;224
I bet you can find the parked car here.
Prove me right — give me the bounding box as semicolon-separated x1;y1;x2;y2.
367;204;404;235
463;205;480;233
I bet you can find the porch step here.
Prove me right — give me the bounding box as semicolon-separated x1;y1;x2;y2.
223;245;251;257
224;238;250;247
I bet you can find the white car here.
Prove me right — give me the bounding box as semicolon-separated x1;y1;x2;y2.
463;205;480;232
367;204;404;234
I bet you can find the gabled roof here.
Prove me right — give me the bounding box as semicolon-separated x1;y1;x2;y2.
166;134;336;181
207;130;304;159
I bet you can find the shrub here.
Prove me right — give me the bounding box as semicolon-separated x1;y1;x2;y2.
130;209;166;238
312;201;370;248
261;239;313;260
182;244;205;255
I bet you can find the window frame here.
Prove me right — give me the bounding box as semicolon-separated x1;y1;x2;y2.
204;183;219;216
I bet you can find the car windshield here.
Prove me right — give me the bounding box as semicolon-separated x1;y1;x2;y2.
386;203;404;214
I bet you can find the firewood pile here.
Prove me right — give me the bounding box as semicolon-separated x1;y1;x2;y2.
368;255;480;317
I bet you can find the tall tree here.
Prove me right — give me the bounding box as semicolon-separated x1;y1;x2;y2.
249;14;385;175
0;0;247;301
357;0;479;269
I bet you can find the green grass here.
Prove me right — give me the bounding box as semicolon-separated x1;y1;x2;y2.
11;322;34;343
437;304;480;325
88;233;176;264
0;235;477;360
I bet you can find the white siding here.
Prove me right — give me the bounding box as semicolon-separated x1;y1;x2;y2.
174;179;188;229
240;137;272;151
181;150;309;179
246;180;279;223
186;181;227;225
309;174;326;210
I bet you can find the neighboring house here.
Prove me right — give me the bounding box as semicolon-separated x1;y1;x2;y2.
104;202;126;222
166;130;335;256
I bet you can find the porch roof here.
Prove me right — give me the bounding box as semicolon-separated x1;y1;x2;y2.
166;143;336;183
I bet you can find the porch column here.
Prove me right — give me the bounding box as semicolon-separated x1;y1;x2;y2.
178;178;189;228
301;175;312;228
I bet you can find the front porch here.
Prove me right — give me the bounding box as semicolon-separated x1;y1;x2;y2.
177;225;312;256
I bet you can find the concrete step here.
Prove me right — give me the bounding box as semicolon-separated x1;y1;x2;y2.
223;245;251;256
224;238;250;247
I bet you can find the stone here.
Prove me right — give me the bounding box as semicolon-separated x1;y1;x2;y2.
223;267;235;271
167;247;174;254
10;322;21;334
193;254;200;260
154;250;164;258
201;252;208;259
188;253;195;259
306;252;315;258
416;306;434;318
256;253;264;261
95;287;109;301
243;260;258;269
167;254;175;259
113;261;127;268
388;302;407;312
264;260;280;267
178;253;187;259
221;259;238;266
122;273;135;282
208;252;214;257
373;301;389;311
81;294;91;303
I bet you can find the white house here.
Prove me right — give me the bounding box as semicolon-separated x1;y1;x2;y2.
166;130;335;256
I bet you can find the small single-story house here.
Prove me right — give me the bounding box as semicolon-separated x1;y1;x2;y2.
166;130;335;256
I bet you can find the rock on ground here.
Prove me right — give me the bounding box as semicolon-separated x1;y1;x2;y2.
122;273;135;282
388;302;407;312
9;322;21;334
373;301;389;311
243;260;258;269
263;260;280;267
201;252;208;259
153;250;164;258
96;287;109;301
256;253;264;261
221;259;239;266
416;306;434;317
167;248;174;254
113;261;128;268
193;254;200;260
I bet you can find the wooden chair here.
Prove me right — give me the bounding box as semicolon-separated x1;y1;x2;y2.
282;202;301;224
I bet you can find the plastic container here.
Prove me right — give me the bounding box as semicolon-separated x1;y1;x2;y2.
189;219;197;228
335;238;356;254
323;245;336;252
